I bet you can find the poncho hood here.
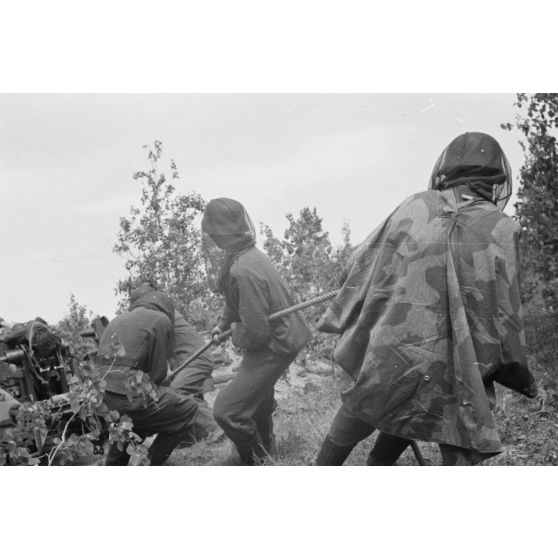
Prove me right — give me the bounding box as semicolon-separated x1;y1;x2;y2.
201;198;256;247
129;288;174;324
201;198;256;292
429;132;512;210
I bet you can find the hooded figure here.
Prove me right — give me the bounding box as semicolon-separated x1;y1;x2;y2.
428;131;513;209
202;198;312;464
201;197;257;294
129;286;173;318
129;285;214;395
130;284;219;441
315;132;537;466
97;289;199;466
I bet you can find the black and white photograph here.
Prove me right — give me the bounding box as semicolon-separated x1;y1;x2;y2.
1;2;556;557
1;92;553;468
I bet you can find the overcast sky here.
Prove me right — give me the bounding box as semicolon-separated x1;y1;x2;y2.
0;93;524;323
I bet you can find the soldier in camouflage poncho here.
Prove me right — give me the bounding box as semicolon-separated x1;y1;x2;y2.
315;132;538;466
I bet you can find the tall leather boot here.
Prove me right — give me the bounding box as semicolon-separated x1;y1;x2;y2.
315;436;354;466
254;414;276;458
235;436;268;466
147;433;181;466
367;432;410;465
105;443;131;466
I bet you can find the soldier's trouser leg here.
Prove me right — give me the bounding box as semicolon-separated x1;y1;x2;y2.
104;386;199;466
169;362;211;400
367;433;411;465
169;362;219;440
213;349;296;465
253;392;277;455
316;404;375;465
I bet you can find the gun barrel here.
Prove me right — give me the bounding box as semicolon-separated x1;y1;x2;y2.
0;348;26;364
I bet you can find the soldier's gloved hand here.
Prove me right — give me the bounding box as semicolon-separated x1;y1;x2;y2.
211;325;223;344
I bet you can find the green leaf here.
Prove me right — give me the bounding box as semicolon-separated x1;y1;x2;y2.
121;420;133;431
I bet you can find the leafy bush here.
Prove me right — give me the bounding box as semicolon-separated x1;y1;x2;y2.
0;332;157;466
114;140;217;328
503;93;558;412
54;294;97;359
503;93;558;314
260;208;352;359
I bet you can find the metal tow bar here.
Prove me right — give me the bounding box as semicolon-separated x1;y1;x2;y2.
166;289;340;382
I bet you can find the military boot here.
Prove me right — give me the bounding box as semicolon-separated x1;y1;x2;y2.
235;436;269;466
255;414;276;458
105;443;131;466
366;432;410;465
147;433;181;466
315;436;354;466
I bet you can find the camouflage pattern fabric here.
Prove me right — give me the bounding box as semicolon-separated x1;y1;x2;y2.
318;186;537;454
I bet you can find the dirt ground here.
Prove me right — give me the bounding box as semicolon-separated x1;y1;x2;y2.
166;353;558;467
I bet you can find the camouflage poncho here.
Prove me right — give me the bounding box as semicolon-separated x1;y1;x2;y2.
318;187;537;454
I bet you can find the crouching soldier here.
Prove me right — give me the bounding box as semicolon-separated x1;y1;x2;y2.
96;289;199;465
128;284;219;441
315;132;538;466
201;198;312;464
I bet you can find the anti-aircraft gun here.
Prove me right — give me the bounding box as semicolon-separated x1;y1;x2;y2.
0;320;75;400
0;318;92;462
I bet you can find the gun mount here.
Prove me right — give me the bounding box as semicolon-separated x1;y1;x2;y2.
0;319;99;463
